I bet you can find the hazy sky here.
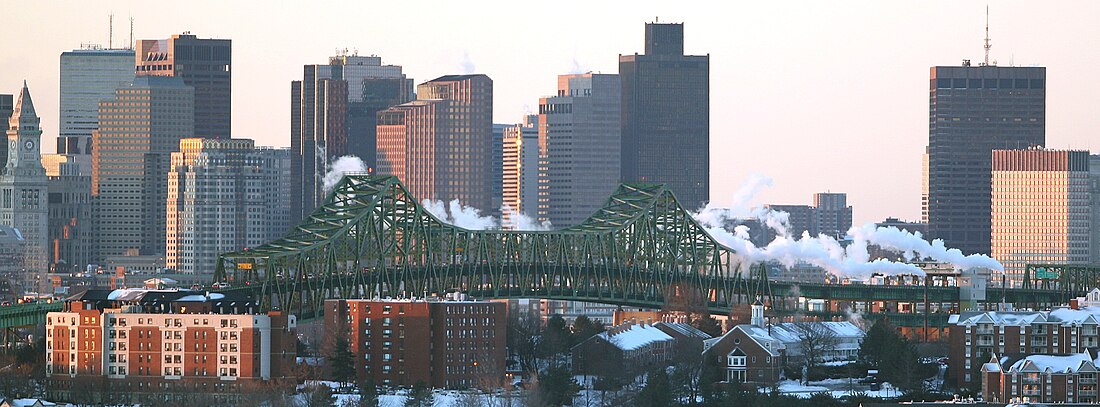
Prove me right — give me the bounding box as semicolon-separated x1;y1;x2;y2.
4;1;1100;225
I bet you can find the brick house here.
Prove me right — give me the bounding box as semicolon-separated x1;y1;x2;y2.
571;321;676;377
949;289;1100;389
981;351;1100;404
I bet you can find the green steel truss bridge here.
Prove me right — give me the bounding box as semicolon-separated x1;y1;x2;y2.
3;176;1099;338
213;175;773;319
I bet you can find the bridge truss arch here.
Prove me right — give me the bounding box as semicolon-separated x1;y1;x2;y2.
216;175;773;317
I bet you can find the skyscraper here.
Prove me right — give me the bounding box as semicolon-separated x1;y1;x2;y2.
135;33;230;139
991;149;1089;287
538;74;622;227
42;155;93;274
814;192;853;239
0;93;13;166
377;75;493;210
60;46;135;160
290;76;346;222
166;138;291;275
290;54;412;222
92;77;193;260
620;22;710;209
502;115;539;226
925;64;1046;255
0;83;48;291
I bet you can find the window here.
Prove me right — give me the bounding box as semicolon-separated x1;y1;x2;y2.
728;356;746;367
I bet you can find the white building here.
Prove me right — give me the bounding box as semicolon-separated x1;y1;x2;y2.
0;82;49;291
166;138;291;274
502;115;539;227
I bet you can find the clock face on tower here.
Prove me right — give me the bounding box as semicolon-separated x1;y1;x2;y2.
24;140;34;151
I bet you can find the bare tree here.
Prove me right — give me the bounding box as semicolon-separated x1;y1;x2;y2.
790;322;838;384
507;306;543;375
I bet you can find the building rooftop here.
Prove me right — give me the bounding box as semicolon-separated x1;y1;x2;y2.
598;322;674;351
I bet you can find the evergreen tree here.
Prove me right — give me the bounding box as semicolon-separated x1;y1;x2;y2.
357;379;379;407
538;365;579;406
540;315;571;358
691;315;722;337
405;380;434;407
330;334;356;383
636;367;673;407
571;315;606;347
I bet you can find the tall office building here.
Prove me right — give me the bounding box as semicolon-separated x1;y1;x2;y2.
491;123;509;217
377;75;493;210
92;77;193;260
0;94;13;166
60;46;135;160
290;53;412;222
814;193;853;239
925;64;1046;255
1091;155;1100;265
0;83;49;291
502;115;540;226
135;33;230;139
620;22;709;209
290;77;346;222
41;155;94;274
766;192;852;239
538;74;622;227
991;149;1089;286
166;139;290;274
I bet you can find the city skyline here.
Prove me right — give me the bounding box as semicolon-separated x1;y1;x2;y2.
5;2;1100;225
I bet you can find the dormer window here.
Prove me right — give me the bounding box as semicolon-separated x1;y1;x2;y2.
728;355;746;367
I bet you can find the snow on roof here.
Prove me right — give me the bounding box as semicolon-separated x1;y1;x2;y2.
766;322;866;345
654;322;712;339
733;324;783;357
1009;353;1094;374
599;323;674;351
982;362;1001;372
953;311;1049;326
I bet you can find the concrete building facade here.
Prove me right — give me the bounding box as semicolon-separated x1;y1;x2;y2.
0;83;49;292
620;23;710;210
501;115;539;226
925;64;1046;256
991;149;1090;286
166;138;291;275
377;75;493;211
537;74;621;228
135;33;231;139
92;77;193;260
42;155;94;274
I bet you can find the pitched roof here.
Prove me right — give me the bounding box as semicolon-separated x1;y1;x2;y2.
597;323;674;351
654;321;712;339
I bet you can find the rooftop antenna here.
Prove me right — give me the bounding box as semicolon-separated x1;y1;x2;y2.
983;5;992;66
109;13;114;49
129;16;134;50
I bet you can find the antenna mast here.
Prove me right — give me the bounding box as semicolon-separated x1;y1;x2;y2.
109;13;114;49
129;16;134;50
983;6;992;66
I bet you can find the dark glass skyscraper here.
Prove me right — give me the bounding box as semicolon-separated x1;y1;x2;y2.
925;64;1045;255
619;23;709;209
135;33;231;139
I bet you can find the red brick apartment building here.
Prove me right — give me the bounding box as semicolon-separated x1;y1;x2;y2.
981;351;1100;404
326;297;506;389
45;289;296;404
949;288;1100;390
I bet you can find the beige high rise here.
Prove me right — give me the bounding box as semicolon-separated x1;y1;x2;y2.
991;149;1090;287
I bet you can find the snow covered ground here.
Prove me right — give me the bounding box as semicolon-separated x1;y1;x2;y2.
767;378;901;399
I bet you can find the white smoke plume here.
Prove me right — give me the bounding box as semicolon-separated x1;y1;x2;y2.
459;51;476;74
421;199;497;231
502;205;552;231
322;155;368;193
695;174;1004;281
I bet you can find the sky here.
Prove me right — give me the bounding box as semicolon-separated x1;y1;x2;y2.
4;1;1100;225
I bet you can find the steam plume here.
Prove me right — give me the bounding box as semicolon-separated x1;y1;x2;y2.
322;155;367;193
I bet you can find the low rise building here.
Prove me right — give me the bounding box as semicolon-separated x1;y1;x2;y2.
981;351;1100;404
45;288;296;404
326;296;507;389
949;288;1100;390
571;321;675;377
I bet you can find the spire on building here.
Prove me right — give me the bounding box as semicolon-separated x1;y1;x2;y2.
11;81;39;128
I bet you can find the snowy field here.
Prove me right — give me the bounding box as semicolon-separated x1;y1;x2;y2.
766;378;900;399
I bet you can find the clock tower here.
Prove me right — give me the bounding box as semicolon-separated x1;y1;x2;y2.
0;81;49;292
